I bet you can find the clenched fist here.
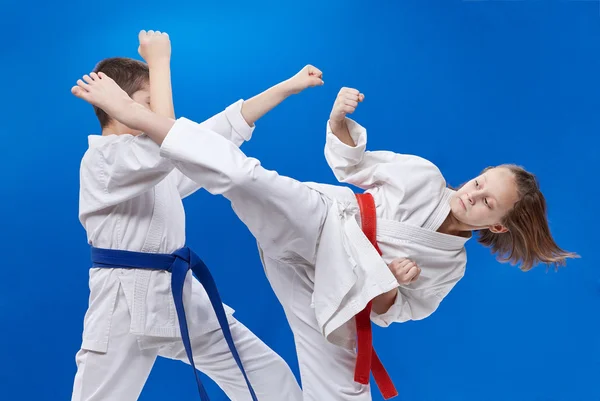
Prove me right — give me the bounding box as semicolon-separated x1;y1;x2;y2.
330;87;365;124
138;30;171;67
388;258;421;285
284;65;324;95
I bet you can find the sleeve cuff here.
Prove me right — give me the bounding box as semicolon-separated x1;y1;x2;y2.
325;118;367;164
159;117;197;160
225;99;255;142
370;289;403;327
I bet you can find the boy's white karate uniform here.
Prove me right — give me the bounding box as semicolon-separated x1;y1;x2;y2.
158;117;470;401
72;101;302;401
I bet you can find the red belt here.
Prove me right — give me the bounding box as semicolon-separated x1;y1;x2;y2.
354;193;398;399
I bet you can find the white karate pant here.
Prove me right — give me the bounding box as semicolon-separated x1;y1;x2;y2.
160;119;371;400
71;283;302;401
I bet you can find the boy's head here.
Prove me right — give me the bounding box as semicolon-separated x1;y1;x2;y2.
93;57;150;133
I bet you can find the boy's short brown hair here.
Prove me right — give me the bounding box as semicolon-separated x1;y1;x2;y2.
92;57;149;128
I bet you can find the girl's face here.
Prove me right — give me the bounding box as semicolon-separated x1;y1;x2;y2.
450;167;520;232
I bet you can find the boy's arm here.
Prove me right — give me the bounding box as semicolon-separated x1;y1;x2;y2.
196;64;324;150
138;30;204;199
138;30;174;119
240;64;324;126
176;65;324;199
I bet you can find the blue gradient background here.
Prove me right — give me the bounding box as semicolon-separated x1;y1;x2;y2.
0;1;597;400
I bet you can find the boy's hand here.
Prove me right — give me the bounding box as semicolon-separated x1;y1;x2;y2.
284;65;324;95
388;258;421;285
330;87;365;125
138;30;171;67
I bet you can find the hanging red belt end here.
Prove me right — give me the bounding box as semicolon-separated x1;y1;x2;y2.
354;303;373;385
371;351;398;399
354;193;399;399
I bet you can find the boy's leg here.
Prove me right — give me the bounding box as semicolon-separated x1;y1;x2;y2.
161;320;302;401
159;279;302;401
71;287;159;401
263;255;372;401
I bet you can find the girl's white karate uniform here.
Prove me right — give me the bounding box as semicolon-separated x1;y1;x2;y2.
158;117;470;401
72;101;302;401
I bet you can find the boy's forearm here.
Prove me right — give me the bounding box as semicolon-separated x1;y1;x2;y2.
125;102;175;146
241;80;295;127
149;61;175;119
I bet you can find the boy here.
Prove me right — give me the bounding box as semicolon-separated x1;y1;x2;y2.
72;30;324;401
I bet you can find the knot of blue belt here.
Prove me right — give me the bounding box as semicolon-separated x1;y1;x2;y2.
90;246;258;401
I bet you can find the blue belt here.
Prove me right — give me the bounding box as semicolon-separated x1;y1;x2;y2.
90;246;258;401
